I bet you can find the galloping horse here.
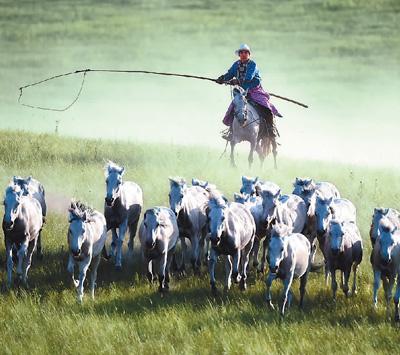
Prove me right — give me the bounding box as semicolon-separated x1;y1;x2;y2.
230;86;278;168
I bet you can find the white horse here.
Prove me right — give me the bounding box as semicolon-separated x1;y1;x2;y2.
325;220;363;300
207;192;255;294
265;223;311;316
104;161;143;270
13;175;47;259
67;201;107;303
2;183;43;287
372;217;400;321
230;86;277;168
139;207;179;294
169;177;209;274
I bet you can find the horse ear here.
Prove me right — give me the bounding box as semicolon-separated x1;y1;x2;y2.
12;176;18;185
120;167;125;176
274;189;281;199
233;192;241;201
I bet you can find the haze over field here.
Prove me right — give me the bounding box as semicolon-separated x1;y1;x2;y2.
1;0;399;167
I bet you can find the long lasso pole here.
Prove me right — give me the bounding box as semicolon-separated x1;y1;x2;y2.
18;68;309;111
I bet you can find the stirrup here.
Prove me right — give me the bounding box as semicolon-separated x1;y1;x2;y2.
221;127;232;141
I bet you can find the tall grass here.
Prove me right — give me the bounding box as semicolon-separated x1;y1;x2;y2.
0;130;400;353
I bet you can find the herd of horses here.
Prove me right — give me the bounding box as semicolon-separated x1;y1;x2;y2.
2;162;400;319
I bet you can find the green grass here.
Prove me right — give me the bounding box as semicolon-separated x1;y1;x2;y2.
0;130;400;354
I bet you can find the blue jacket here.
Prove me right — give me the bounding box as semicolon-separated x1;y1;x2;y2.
222;59;261;90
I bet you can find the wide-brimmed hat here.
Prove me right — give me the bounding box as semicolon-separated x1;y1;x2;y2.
235;44;251;56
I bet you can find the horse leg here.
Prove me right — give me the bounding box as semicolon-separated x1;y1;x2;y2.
22;238;37;286
111;228;118;258
191;234;201;275
331;268;338;301
89;253;101;300
16;240;28;284
299;271;308;309
158;252;168;294
342;268;351;297
351;263;359;295
252;237;260;269
240;245;251;291
265;271;276;309
232;249;241;283
259;237;269;273
67;254;79;288
248;140;256;169
230;141;237;168
385;276;395;319
77;256;91;303
272;138;278;169
179;236;187;275
128;207;141;253
36;228;43;260
5;240;13;288
209;248;218;295
224;255;233;292
281;273;295;316
115;220;128;270
373;269;381;308
394;274;400;322
165;249;174;290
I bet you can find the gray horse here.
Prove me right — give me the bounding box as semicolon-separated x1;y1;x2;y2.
233;192;264;270
325;220;363;300
2;183;43;287
230;86;277;168
372;217;400;321
67;201;107;303
104;161;143;270
259;185;307;272
13;176;46;259
265;223;311;316
370;207;400;247
139;207;179;294
207;192;255;294
292;177;340;263
169;177;209;274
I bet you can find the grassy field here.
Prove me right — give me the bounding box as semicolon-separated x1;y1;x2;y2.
0;130;400;354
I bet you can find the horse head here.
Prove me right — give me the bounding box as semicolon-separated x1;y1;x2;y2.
104;160;125;207
68;201;94;259
207;193;227;247
3;184;24;230
232;86;248;126
378;217;398;265
168;177;187;216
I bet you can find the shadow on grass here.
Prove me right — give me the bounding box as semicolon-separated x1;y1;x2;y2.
0;248;393;328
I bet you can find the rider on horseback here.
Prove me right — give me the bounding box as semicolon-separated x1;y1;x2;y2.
216;44;282;141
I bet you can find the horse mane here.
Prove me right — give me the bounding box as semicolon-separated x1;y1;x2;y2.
145;207;168;225
208;190;227;210
69;200;95;221
104;160;124;176
169;176;186;187
379;217;395;234
271;222;291;238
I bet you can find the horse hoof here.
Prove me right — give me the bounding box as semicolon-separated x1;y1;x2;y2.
266;300;275;310
239;280;247;291
211;284;218;296
36;252;43;261
115;265;122;272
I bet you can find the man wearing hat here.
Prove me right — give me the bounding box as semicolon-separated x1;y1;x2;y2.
216;44;282;140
